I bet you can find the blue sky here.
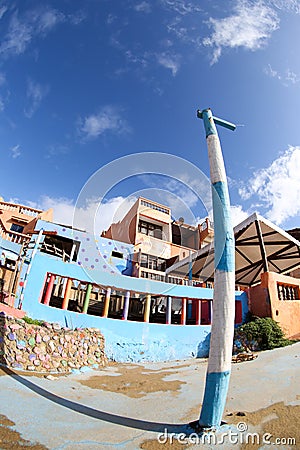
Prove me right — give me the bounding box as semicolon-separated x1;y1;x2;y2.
1;0;300;233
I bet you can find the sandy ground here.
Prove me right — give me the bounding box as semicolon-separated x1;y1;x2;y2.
0;342;299;449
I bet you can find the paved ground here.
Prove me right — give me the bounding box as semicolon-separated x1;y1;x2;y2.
0;343;299;449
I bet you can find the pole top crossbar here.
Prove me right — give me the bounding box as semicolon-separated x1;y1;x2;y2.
197;108;236;132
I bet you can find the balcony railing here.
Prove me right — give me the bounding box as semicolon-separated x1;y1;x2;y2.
0;219;31;245
0;201;43;217
277;283;300;301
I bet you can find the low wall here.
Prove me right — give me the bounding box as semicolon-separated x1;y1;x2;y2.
0;313;107;373
0;303;26;319
21;302;212;362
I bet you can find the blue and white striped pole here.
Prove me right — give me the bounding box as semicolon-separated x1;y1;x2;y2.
197;108;236;428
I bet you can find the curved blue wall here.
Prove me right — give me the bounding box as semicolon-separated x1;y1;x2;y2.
18;253;248;362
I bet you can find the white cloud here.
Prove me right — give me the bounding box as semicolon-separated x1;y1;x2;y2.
0;97;4;111
0;72;6;86
46;143;69;158
156;52;180;76
106;14;116;25
123;48;181;78
0;7;64;56
0;6;8;20
34;195;136;234
230;204;250;226
264;63;279;79
162;178;199;208
160;0;202;15
0;6;84;57
268;0;300;13
34;8;65;34
94;196;137;234
68;10;86;25
0;14;32;55
264;64;300;85
124;49;150;68
239;146;300;225
10;144;21;159
138;174;200;207
24;79;49;118
79;106;130;140
134;2;151;13
203;0;279;64
286;68;300;84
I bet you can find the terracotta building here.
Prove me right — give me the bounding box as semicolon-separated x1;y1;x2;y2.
0;198;53;300
101;197;214;284
0;197;53;245
248;271;300;339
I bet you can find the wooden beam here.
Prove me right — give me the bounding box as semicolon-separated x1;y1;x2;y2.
255;220;269;272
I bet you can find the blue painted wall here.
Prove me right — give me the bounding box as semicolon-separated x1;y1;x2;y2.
35;220;133;276
0;238;22;257
18;251;248;362
239;289;249;324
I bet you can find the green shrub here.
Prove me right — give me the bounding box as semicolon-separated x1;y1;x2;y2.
23;316;44;326
235;317;293;351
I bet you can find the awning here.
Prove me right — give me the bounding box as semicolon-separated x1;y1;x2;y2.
166;212;300;287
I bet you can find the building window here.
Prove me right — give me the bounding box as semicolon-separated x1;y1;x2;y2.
41;236;80;262
140;254;148;268
148;255;157;270
141;270;165;281
140;253;166;272
167;276;188;285
10;223;24;233
111;251;123;259
138;220;162;240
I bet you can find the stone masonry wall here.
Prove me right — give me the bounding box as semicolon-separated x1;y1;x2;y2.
0;312;107;373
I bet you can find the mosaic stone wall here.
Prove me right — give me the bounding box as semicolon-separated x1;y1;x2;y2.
0;312;107;373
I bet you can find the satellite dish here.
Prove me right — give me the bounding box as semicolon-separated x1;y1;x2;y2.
178;217;184;224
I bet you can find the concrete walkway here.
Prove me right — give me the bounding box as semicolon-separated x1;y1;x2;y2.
0;342;299;449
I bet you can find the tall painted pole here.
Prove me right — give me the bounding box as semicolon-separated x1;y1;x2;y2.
197;108;236;428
